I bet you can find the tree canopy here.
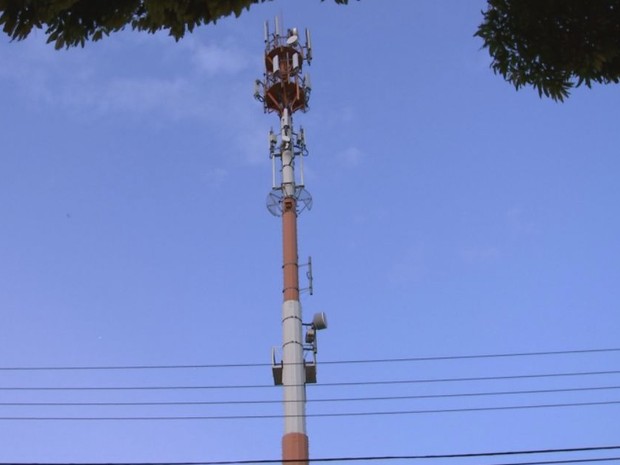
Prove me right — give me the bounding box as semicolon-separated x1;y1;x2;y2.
2;0;620;100
0;0;348;49
475;0;620;101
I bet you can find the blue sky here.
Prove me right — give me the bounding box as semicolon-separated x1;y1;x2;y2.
1;0;619;463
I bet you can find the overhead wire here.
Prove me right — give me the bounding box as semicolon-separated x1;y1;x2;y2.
1;385;619;407
0;445;619;464
1;357;617;421
6;457;619;465
1;399;619;420
1;369;619;391
0;347;617;371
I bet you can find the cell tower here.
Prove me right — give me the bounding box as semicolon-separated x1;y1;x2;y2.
254;18;327;465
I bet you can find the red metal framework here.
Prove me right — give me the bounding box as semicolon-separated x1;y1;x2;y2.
255;23;312;117
264;44;308;114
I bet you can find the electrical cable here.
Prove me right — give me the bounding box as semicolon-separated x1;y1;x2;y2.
312;371;620;388
0;347;617;371
324;347;620;366
0;399;618;420
1;369;618;391
8;457;618;465
461;457;620;465
0;445;619;464
1;385;619;407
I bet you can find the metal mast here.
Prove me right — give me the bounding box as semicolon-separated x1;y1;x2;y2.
254;18;327;465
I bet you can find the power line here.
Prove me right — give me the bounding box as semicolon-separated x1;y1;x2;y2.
2;369;618;391
0;399;618;420
1;445;619;464
0;347;617;371
1;385;619;407
8;457;619;465
314;371;620;388
326;347;620;366
475;458;620;465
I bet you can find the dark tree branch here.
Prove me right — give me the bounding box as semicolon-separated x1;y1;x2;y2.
0;0;351;49
475;0;620;101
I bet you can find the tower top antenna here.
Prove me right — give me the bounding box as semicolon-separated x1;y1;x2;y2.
254;18;312;116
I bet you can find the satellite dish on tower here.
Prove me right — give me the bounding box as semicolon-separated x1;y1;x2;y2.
312;312;328;330
287;28;299;45
294;187;313;214
266;190;284;217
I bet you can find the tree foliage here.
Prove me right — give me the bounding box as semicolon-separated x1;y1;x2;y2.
0;0;349;49
476;0;620;101
3;0;620;101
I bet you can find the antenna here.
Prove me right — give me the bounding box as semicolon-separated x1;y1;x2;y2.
274;16;280;37
305;28;312;62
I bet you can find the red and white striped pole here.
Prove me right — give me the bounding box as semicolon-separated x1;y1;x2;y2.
280;110;308;465
254;19;316;465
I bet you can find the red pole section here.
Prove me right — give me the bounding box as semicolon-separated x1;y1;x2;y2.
283;433;309;465
281;196;308;465
282;197;300;302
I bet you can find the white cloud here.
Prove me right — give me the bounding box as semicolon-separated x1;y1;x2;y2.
1;31;254;118
182;37;249;76
1;32;271;170
55;76;193;118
